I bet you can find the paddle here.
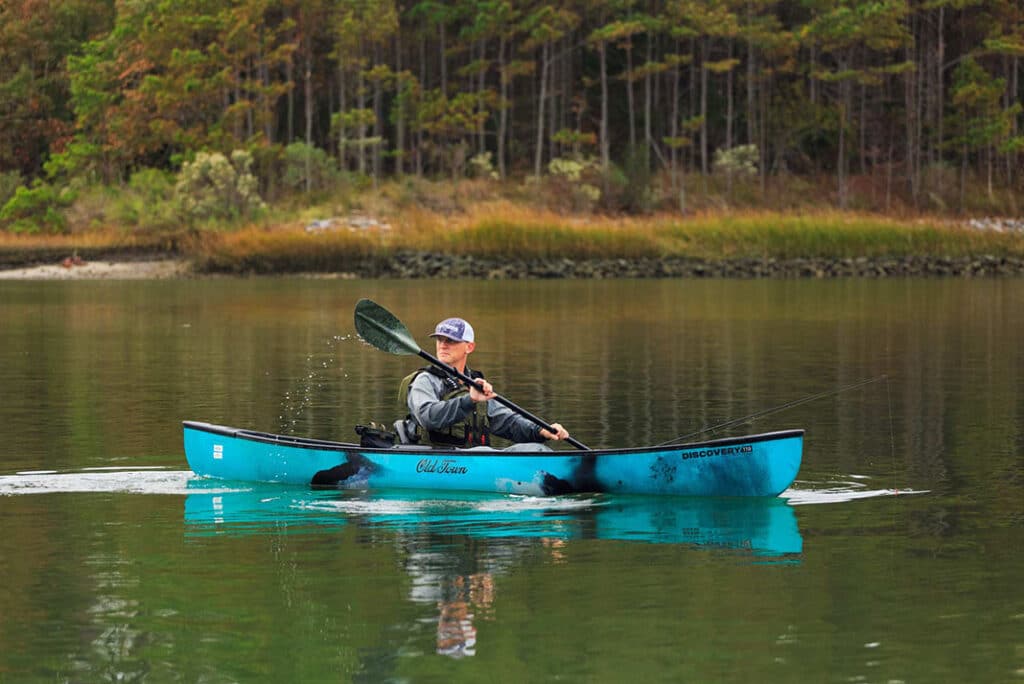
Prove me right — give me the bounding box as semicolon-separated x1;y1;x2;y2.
354;298;589;450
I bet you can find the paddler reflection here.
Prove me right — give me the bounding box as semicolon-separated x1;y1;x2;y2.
404;547;503;658
436;574;493;657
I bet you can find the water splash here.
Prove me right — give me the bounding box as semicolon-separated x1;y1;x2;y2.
783;476;927;505
0;469;237;496
278;334;352;434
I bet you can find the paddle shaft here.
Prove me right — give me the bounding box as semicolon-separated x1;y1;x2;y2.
416;349;590;450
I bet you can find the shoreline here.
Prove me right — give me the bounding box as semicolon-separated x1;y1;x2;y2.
0;258;190;280
2;210;1022;280
2;252;1023;280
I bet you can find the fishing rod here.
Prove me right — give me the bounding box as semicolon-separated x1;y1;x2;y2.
656;375;888;447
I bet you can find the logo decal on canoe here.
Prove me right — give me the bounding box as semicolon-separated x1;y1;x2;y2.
213;444;223;460
680;444;753;460
650;456;677;483
416;458;468;475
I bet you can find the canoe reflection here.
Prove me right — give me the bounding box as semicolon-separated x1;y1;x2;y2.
184;484;801;658
182;483;802;553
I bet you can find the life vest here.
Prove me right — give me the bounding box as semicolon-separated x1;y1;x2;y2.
398;365;491;447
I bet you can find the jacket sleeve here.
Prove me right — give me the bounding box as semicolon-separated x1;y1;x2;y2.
407;373;474;431
487;401;544;443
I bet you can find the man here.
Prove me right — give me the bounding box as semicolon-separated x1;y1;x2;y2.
398;316;570;449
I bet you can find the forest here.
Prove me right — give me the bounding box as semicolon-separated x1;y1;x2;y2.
1;0;1022;233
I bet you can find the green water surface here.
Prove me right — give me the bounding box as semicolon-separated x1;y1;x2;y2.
0;278;1021;682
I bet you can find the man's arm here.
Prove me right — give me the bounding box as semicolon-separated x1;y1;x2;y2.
408;373;474;431
468;378;571;443
487;401;545;443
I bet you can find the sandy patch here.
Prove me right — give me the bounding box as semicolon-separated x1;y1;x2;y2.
0;259;191;280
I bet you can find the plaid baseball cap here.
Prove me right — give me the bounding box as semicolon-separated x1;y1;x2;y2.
429;317;475;343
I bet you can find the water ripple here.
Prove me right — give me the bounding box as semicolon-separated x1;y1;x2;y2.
783;478;927;505
0;469;238;496
296;493;600;517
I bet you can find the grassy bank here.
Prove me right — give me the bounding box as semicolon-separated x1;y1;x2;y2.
2;178;1023;274
0;230;180;268
185;204;1024;274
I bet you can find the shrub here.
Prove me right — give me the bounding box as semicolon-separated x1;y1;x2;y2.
246;143;285;202
282;142;340;193
545;156;602;211
62;183;114;231
0;171;22;208
0;181;75;234
111;168;180;231
713;144;759;177
129;167;175;201
175;150;266;223
468;152;499;180
618;144;653;213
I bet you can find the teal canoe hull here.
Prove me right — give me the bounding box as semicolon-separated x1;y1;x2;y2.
183;421;803;497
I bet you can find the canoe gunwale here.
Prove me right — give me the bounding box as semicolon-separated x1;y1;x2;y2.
182;420;804;458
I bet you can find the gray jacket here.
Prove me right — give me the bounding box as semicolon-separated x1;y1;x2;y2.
407;370;544;444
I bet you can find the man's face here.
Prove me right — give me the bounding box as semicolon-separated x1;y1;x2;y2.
435;336;473;367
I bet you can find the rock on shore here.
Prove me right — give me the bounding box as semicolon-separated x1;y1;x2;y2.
3;253;1023;279
351;252;1024;279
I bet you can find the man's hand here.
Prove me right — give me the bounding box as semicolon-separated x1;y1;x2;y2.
469;379;495;402
539;423;569;441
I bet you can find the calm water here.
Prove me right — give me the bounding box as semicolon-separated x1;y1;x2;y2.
0;278;1021;682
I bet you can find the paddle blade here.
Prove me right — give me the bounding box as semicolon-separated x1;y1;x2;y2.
354;298;421;356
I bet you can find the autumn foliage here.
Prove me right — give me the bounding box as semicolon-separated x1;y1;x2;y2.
0;0;1022;232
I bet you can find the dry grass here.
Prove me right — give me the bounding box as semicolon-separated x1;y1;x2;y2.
0;230;178;267
182;205;1024;273
0;230;139;250
396;201;666;259
651;211;1024;259
5;179;1023;272
185;223;388;273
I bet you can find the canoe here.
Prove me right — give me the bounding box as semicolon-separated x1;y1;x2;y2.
183;420;803;497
